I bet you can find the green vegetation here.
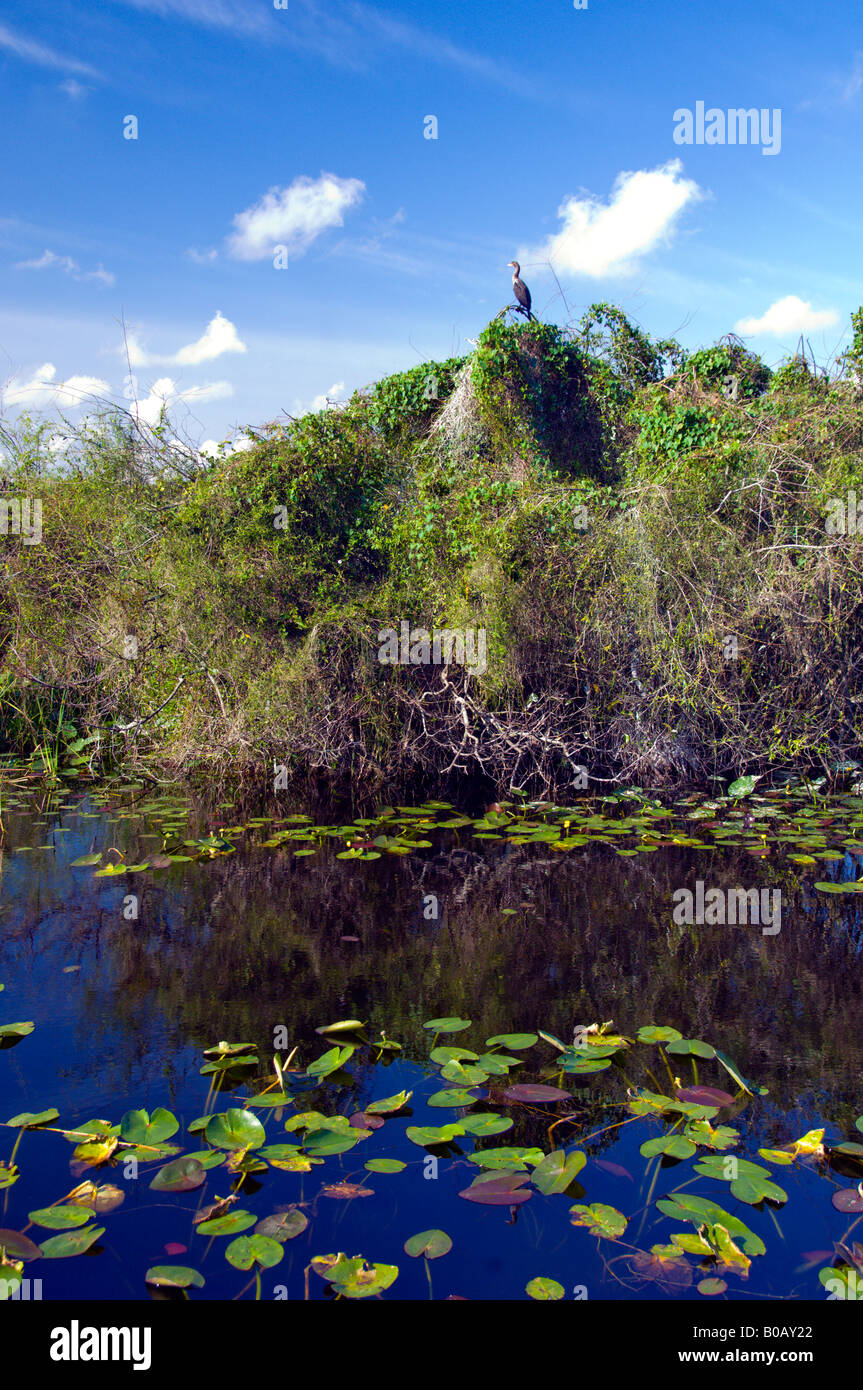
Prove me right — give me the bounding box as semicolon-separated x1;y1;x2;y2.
2;986;861;1300
2;303;862;793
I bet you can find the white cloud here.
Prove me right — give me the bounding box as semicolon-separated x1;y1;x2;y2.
60;78;88;100
15;248;115;286
734;295;840;337
309;380;346;411
126;312;247;368
199;433;254;458
0;22;101;78
522;160;703;279
3;362;110;409
130;377;234;426
227;173;365;261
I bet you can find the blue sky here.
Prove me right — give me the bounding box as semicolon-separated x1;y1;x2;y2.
1;0;861;448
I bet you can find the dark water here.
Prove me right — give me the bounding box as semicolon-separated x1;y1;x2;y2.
1;783;862;1301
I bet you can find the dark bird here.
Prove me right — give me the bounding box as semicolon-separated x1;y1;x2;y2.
507;261;533;320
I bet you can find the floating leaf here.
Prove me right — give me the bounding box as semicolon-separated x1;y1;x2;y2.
364;1158;407;1174
404;1229;452;1260
365;1090;412;1115
569;1203;627;1239
28;1206;91;1230
728;775;759;798
0;1229;42;1260
427;1088;480;1108
698;1277;728;1296
637;1026;682;1045
225;1234;284;1271
666;1039;716;1059
196;1210;257;1236
459;1172;532;1205
205;1109;266;1151
832;1188;863;1213
6;1109;59;1128
316;1019;366;1035
486;1033;538;1050
255;1210;308;1241
70;853;102;867
423;1017;471;1034
40;1225;104;1259
145;1265;205;1288
149;1156;206;1192
406;1124;465;1148
640;1135;697;1160
676;1086;734;1108
120;1107;179;1145
532;1149;587;1194
526;1277;565;1300
502;1084;569;1104
458;1113;513;1137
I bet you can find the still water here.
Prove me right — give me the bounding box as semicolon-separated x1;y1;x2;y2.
1;781;861;1301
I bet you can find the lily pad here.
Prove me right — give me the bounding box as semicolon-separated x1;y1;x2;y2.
502;1084;569;1104
225;1234;284;1271
569;1203;627;1239
0;1228;43;1260
145;1265;205;1288
532;1149;587;1194
526;1276;565;1300
149;1156;206;1192
39;1225;104;1259
196;1209;257;1236
423;1017;472;1034
28;1206;91;1230
404;1229;452;1260
254;1210;309;1241
205;1109;266;1151
120;1107;179;1145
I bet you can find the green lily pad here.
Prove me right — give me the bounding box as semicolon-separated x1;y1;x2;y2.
255;1210;309;1241
640;1134;697;1160
120;1107;179;1145
205;1109;266;1151
149;1156;206;1192
637;1026;683;1044
145;1265;205;1288
532;1148;587;1194
526;1276;565;1300
6;1109;60;1128
423;1017;472;1034
569;1203;627;1239
486;1033;538;1050
406;1124;465;1148
458;1113;513;1137
28;1206;91;1229
469;1145;544;1170
196;1209;257;1236
665;1039;716;1059
365;1090;412;1114
404;1229;452;1260
364;1158;407;1174
0;1228;42;1260
225;1234;284;1271
40;1225;104;1259
427;1088;480;1108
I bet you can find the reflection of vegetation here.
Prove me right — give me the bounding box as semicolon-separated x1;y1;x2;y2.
3;305;863;792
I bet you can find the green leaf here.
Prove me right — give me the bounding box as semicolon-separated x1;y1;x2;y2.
205;1109;266;1151
422;1017;471;1034
640;1134;697;1160
196;1209;257;1236
364;1158;407;1174
225;1234;284;1271
526;1276;565;1300
255;1211;309;1242
149;1156;206;1192
145;1265;205;1288
469;1145;544;1171
28;1206;91;1230
569;1203;627;1239
637;1025;682;1044
306;1044;355;1078
404;1229;452;1260
486;1033;538;1050
120;1107;179;1145
532;1149;587;1194
665;1039;716;1059
405;1124;465;1148
40;1225;104;1259
70;853;102;866
364;1089;412;1114
458;1113;513;1137
6;1109;59;1128
728;775;759;798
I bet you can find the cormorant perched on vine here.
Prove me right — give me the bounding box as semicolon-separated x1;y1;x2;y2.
507;261;533;320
